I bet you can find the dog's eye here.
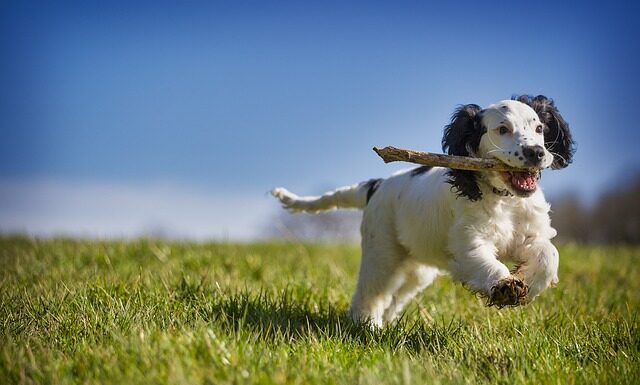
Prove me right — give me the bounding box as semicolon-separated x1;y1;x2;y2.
535;125;543;134
498;126;509;135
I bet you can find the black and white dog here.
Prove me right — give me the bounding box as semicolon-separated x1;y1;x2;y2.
272;95;574;327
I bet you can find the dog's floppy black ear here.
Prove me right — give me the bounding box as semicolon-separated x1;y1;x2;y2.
514;95;575;169
442;104;483;157
442;104;484;201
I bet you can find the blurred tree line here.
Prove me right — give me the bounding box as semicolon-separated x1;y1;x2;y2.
265;210;362;243
551;174;639;244
267;175;639;245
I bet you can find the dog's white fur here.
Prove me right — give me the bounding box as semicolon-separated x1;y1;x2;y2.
272;100;564;327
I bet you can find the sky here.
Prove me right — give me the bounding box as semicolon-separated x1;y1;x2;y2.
1;1;639;240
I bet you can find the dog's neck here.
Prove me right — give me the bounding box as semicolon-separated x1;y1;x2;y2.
476;173;514;199
492;187;513;197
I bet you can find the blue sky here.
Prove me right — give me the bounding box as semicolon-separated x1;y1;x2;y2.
1;1;639;239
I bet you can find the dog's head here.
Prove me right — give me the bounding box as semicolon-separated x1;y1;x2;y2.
442;95;575;200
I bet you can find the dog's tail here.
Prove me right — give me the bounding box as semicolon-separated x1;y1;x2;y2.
271;178;383;213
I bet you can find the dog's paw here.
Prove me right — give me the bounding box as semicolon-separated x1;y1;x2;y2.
488;276;529;308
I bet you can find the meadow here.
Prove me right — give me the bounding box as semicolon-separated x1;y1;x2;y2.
0;236;638;384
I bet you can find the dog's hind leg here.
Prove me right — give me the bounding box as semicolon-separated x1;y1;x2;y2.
348;240;409;328
382;264;441;324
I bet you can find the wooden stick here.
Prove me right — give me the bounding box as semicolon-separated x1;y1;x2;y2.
373;146;536;172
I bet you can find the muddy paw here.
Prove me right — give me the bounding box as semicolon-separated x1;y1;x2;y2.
488;276;529;308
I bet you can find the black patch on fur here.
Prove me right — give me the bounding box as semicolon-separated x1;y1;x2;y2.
441;104;484;201
365;178;384;204
410;166;432;177
513;94;575;169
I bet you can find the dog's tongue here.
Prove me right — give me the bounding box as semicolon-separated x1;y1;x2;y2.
511;172;537;190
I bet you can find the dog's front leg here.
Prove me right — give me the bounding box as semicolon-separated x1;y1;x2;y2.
511;239;559;301
447;228;527;307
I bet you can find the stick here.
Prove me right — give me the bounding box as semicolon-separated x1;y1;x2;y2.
373;146;536;172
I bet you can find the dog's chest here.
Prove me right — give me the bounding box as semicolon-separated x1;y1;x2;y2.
482;202;517;252
487;199;545;256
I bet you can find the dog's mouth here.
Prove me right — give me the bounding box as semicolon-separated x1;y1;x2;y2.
501;171;539;195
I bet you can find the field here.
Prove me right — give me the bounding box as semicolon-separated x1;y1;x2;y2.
0;236;638;384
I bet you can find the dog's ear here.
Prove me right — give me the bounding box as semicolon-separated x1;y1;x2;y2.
442;104;484;157
442;104;484;201
514;95;575;169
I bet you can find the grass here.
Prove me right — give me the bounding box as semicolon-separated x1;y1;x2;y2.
0;236;638;384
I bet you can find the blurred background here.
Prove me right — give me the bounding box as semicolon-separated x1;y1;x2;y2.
1;1;638;244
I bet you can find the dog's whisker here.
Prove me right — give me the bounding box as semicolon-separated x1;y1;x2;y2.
549;150;568;165
486;134;506;153
546;120;562;149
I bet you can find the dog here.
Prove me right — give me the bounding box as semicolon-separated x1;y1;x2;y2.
272;95;574;327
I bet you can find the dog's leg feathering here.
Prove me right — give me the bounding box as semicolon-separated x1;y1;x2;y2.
511;240;559;301
447;226;528;307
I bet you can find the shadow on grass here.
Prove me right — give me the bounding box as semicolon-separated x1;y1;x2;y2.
200;287;463;354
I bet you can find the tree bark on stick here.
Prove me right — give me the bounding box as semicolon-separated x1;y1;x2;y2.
373;146;536;172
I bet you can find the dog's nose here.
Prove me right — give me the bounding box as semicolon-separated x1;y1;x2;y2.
522;145;545;165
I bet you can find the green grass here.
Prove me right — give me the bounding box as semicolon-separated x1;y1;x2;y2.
1;236;638;384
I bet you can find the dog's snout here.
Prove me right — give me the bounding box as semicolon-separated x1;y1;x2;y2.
522;145;545;165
